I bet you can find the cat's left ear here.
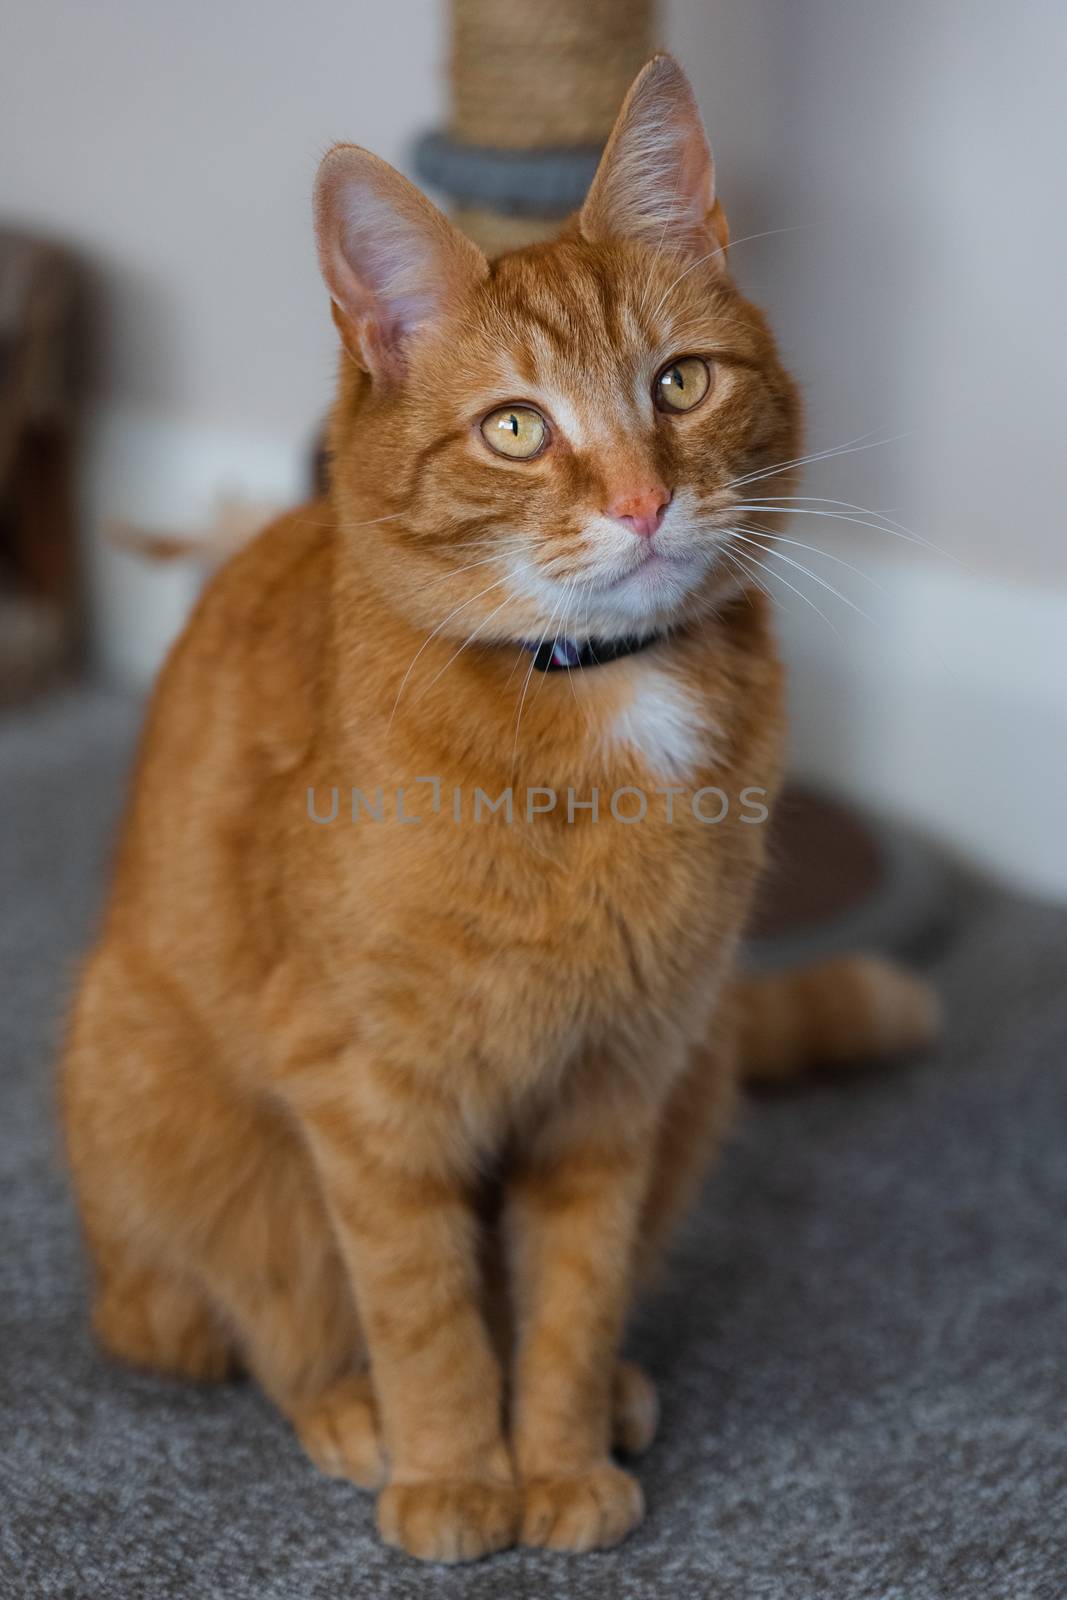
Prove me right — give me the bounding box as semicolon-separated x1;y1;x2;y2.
580;54;729;260
314;144;489;383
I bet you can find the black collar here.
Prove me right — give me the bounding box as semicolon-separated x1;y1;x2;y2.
525;632;663;673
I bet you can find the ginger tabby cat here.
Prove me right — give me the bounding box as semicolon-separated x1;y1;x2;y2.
61;56;937;1563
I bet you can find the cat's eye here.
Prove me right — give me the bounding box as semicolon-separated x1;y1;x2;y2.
480;405;547;460
655;356;712;414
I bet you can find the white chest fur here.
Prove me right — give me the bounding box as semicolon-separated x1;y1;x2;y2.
607;663;710;782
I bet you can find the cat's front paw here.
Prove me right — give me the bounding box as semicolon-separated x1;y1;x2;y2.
377;1478;519;1563
520;1462;644;1552
294;1371;385;1490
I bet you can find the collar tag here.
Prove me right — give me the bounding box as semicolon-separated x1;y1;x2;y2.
527;634;660;673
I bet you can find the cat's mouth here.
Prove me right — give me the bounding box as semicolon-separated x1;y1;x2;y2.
591;548;703;596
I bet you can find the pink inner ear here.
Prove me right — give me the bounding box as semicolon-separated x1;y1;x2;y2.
580;55;718;253
338;189;443;343
315;145;488;378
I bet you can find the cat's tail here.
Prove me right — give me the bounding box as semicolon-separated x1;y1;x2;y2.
730;955;941;1084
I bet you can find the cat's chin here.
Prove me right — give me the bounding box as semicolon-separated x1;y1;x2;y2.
581;552;712;634
596;551;692;593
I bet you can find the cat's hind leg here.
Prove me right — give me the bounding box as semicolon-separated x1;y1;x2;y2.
611;1359;659;1456
638;1026;740;1278
291;1370;383;1486
599;1026;740;1468
92;1253;235;1382
62;945;384;1487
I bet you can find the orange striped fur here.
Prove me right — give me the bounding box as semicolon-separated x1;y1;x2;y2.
60;56;938;1563
734;957;942;1085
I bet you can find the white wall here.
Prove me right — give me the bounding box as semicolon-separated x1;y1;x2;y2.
3;0;1064;894
675;0;1067;896
2;0;444;438
700;0;1067;589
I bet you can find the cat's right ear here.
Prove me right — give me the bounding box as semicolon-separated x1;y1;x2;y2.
314;145;488;384
580;55;729;260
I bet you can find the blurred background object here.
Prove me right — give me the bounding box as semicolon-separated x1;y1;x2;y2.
0;0;1064;901
0;228;81;704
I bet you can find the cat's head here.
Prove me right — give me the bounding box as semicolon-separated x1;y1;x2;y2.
315;55;800;649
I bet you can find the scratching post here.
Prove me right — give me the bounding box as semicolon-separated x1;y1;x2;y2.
415;0;656;255
0;229;81;705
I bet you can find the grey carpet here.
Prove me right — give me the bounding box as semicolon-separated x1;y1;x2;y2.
1;688;1065;1600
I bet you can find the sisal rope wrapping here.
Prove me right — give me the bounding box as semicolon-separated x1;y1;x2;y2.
451;0;654;150
424;0;655;254
450;206;564;256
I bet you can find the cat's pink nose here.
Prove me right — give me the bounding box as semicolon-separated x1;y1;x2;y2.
605;484;672;539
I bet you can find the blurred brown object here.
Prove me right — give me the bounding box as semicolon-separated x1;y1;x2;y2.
749;787;883;941
106;498;278;569
0;227;80;705
745;784;949;973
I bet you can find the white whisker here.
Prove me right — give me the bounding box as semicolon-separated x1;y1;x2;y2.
728;543;842;638
724;427;911;494
447;535;532;551
729;530;876;630
649;224;813;320
421;592;516;695
730;526;891;596
511;590;567;775
728;529;961;683
442;552;521;580
340;509;410;530
565;579;595;722
730;498;963;567
721;546;775;605
388;573;513;732
532;576;579;707
637;161;692;321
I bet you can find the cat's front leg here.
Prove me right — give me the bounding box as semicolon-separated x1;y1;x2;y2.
296;1076;518;1563
507;1091;659;1552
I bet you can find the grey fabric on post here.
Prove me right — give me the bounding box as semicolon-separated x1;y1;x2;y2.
412;132;603;217
1;688;1065;1599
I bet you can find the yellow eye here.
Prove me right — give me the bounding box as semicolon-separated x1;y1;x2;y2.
655;356;712;414
480;405;547;460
